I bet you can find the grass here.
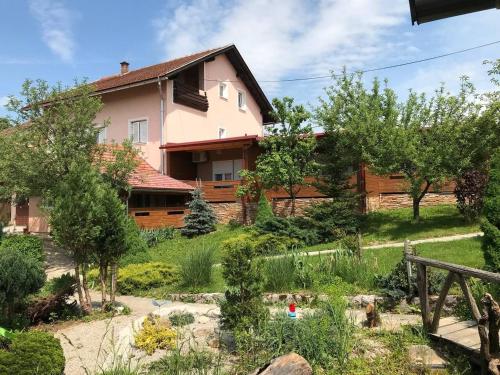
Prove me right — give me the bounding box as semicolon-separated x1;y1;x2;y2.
361;205;480;245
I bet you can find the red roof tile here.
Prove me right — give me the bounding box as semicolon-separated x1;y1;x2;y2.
101;147;194;192
93;46;229;92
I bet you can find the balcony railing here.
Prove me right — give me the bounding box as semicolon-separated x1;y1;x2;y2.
173;81;209;112
183;180;240;202
129;206;188;229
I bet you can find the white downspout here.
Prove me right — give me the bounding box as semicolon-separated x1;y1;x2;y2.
158;77;167;175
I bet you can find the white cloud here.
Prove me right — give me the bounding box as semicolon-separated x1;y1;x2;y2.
29;0;75;62
154;0;408;92
0;96;8;107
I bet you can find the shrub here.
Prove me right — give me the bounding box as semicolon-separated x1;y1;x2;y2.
140;227;176;247
219;237;269;331
254;192;274;225
180;245;215;288
0;249;45;322
181;189;217;238
0;330;65;375
119;220;150;266
455;169;488;222
376;257;445;300
149;348;222;375
134;316;176;355
0;234;44;262
252;233;300;256
227;219;242;230
169;312;195;327
263;256;296;292
117;262;179;294
482;150;500;272
255;216;317;245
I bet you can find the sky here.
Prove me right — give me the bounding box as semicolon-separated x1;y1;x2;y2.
0;0;499;118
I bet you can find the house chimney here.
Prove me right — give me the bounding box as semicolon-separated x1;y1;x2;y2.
120;61;129;75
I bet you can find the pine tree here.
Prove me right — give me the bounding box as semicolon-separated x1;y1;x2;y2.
181;188;217;237
254;191;274;225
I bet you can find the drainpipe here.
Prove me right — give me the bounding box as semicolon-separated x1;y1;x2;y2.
158;77;167;175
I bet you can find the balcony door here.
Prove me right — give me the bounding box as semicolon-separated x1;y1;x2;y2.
213;159;243;181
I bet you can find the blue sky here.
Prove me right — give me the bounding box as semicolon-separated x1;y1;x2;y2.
0;0;499;118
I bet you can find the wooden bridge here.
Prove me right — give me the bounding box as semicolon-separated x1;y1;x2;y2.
404;240;500;374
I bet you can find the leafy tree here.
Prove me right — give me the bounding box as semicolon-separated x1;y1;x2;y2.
181;188;217;237
0;118;11;132
317;71;492;221
254;97;317;215
481;150;500;273
454;170;489;222
254;192;274;226
219;237;268;331
0;249;45;321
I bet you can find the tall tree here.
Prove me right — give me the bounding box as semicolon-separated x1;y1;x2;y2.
316;71;491;221
254;97;317;215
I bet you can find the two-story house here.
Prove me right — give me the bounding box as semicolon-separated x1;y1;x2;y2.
7;44;455;233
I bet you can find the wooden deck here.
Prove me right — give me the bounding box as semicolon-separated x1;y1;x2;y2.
430;316;481;360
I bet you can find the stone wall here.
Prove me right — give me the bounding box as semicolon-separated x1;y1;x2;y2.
367;192;456;211
209;202;245;224
272;197;332;217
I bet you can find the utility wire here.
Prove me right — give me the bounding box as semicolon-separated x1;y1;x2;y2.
205;40;500;84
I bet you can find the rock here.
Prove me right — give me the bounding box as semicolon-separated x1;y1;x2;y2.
207;337;220;348
251;353;312;375
408;345;447;369
360;339;389;361
397;299;412;314
197;316;210;324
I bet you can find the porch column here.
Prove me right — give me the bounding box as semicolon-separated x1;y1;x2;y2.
9;195;16;225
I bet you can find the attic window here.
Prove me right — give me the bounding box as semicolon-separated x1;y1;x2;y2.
219;82;228;99
237;90;246;110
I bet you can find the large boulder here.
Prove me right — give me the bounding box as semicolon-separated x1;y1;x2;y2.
251;353;312;375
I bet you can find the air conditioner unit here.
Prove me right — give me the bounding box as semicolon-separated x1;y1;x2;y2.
192;151;208;163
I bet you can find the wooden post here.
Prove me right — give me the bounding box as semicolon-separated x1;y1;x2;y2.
416;263;432;330
356;231;362;259
404;240;413;295
430;272;456;333
457;275;482;321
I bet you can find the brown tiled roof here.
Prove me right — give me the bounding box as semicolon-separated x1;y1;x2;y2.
101;147;194;192
93;46;229;92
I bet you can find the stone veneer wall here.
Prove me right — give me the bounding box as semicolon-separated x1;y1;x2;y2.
209;202;245;224
367;192;456;211
272;197;332;217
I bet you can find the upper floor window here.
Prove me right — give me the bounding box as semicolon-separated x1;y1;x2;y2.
219;82;228;99
237;90;246;110
218;127;227;139
129;119;148;144
97;126;107;144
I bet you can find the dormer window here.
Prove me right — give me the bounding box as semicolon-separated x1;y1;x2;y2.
237;90;246;110
219;82;228;99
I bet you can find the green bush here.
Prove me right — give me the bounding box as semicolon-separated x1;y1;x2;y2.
169;312;195;327
117;262;179;295
482;150;500;272
149;348;222;375
263;256;296;292
219;237;269;331
0;249;45;324
119;220;150;266
252;233;300;256
254;192;274;226
140;227;176;247
180;246;215;288
255;216;317;245
0;234;44;262
0;330;65;375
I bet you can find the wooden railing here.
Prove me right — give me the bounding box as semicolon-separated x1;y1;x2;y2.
173;81;209;112
183;180;240;202
129;206;188;229
404;241;500;374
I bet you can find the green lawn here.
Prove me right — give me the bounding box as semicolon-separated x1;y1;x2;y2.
363;237;484;276
360;205;480;245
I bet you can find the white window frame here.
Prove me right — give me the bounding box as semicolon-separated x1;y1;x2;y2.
128;118;149;144
218;127;227;139
237;90;247;111
97;126;107;144
219;81;229;100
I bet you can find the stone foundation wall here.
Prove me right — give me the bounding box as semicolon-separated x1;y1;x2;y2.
209;202;245;224
272;197;332;217
367;192;456;211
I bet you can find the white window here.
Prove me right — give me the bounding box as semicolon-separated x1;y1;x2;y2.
97;126;107;144
237;90;246;110
128;119;148;144
218;128;227;139
219;82;228;99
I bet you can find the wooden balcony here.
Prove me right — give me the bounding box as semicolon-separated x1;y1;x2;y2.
129;206;189;229
183;180;240;202
173;81;209;112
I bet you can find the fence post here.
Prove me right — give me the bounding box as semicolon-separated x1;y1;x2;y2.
404;240;413;295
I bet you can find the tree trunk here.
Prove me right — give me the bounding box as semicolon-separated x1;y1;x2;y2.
110;260;118;304
99;261;108;309
74;263;86;312
412;180;432;222
81;263;92;313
